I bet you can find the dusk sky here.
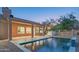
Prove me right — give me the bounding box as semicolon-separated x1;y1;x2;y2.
0;7;79;23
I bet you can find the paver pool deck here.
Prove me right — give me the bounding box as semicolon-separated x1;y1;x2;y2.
0;36;50;52
0;40;23;52
0;36;78;52
0;36;46;52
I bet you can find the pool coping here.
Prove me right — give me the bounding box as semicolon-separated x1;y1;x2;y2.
10;41;31;52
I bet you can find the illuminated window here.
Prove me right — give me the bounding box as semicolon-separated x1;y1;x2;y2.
40;28;43;33
17;26;25;34
26;27;32;34
35;27;40;34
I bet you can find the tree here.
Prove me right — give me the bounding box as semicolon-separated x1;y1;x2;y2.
51;13;79;31
42;18;55;34
42;20;50;35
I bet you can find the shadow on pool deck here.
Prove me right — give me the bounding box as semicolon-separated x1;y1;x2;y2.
0;41;23;52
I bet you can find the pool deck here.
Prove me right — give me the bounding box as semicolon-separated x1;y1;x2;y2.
0;40;30;52
0;35;78;52
0;36;52;52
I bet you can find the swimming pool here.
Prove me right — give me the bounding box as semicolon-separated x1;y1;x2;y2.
34;38;71;52
19;37;75;52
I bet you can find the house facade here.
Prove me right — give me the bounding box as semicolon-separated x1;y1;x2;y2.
12;17;44;39
0;7;45;40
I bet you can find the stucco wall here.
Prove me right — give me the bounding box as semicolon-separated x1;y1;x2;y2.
12;22;44;38
0;19;44;40
0;19;8;40
12;22;32;37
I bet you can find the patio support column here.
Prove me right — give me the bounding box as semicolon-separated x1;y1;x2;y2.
32;24;34;38
43;26;45;36
7;15;14;41
7;17;12;41
39;26;40;36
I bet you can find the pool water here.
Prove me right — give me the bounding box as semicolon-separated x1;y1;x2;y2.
34;38;71;52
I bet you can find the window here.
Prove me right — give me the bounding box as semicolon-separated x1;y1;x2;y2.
40;28;43;33
35;27;40;34
26;27;32;34
17;26;25;34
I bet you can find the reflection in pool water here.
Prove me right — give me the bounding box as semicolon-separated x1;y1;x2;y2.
34;38;71;52
19;37;76;52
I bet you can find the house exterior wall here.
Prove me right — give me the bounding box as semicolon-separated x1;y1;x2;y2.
0;19;44;40
12;21;44;38
0;19;8;40
12;22;32;37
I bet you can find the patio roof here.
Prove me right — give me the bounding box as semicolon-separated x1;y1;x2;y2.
12;17;44;26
